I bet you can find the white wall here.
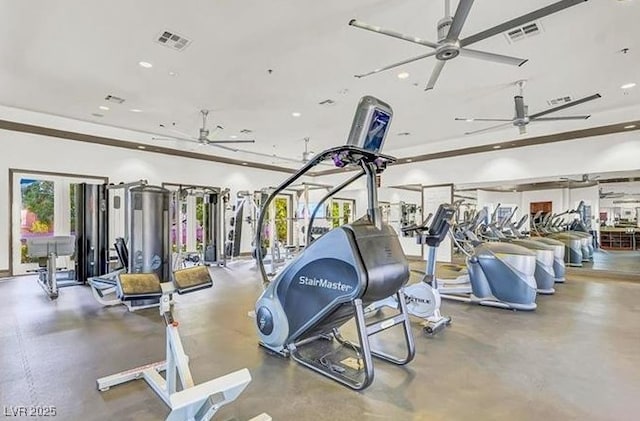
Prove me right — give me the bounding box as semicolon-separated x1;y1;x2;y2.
0;128;298;272
347;130;640;189
476;190;523;222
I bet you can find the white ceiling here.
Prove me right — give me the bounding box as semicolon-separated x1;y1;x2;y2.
1;0;638;166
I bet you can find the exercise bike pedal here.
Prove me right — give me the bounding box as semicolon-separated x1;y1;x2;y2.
423;316;451;335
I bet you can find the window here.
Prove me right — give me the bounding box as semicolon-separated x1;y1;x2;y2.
331;198;356;228
11;170;106;276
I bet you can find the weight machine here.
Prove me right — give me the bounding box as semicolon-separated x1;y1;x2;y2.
165;184;228;269
97;266;270;421
26;236;79;299
88;180;173;311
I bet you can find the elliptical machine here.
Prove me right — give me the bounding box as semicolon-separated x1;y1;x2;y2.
254;96;415;390
444;207;538;311
366;204;456;335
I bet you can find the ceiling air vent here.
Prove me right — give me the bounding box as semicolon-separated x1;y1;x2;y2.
547;96;572;106
319;99;335;106
240;129;253;134
504;21;543;43
156;30;192;51
105;95;125;104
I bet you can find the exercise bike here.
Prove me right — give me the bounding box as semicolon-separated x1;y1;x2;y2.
366;203;456;335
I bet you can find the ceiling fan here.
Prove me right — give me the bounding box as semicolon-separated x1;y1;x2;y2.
455;80;601;135
559;174;601;188
599;190;626;199
152;109;255;152
349;0;588;91
268;137;333;167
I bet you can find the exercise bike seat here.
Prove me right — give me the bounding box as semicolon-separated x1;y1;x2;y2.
116;273;163;301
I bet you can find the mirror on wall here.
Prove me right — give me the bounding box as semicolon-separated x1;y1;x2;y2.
381;186;423;257
454;171;640;275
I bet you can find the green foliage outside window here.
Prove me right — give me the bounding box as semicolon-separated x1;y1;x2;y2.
22;180;54;227
275;197;289;243
332;202;340;228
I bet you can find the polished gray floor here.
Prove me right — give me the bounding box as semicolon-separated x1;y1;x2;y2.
584;249;640;274
1;261;639;421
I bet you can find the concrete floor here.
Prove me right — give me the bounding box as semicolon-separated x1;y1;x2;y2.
1;261;640;421
583;249;640;274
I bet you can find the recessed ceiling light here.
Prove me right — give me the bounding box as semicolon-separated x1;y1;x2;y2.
397;72;410;79
168;71;177;76
493;145;502;149
292;112;302;117
406;158;413;162
139;61;153;68
130;109;142;113
466;118;474;122
138;145;146;150
624;124;637;129
98;105;110;111
241;162;248;166
230;135;237;139
621;82;636;89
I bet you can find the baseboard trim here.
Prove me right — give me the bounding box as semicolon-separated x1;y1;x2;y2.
0;269;10;278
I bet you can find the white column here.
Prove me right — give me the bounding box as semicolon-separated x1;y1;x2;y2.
54;182;71;235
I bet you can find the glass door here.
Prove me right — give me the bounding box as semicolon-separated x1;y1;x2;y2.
11;171;104;276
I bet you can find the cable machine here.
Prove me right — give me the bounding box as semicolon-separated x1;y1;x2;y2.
165;184;228;269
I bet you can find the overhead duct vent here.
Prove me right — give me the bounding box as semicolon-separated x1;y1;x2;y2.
156;30;192;51
240;129;253;134
547;96;573;106
504;21;542;43
105;95;125;104
319;99;336;106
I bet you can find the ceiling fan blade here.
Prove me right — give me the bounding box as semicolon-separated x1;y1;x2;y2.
425;60;446;91
355;50;438;78
165;127;196;139
459;0;588;47
151;137;178;141
446;0;475;42
208;143;240;153
528;93;601;119
514;95;526;119
464;122;513;135
348;19;438;48
532;115;590;121
519;125;527;135
154;135;199;144
459;48;527;66
207;139;256;144
455;118;513;122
